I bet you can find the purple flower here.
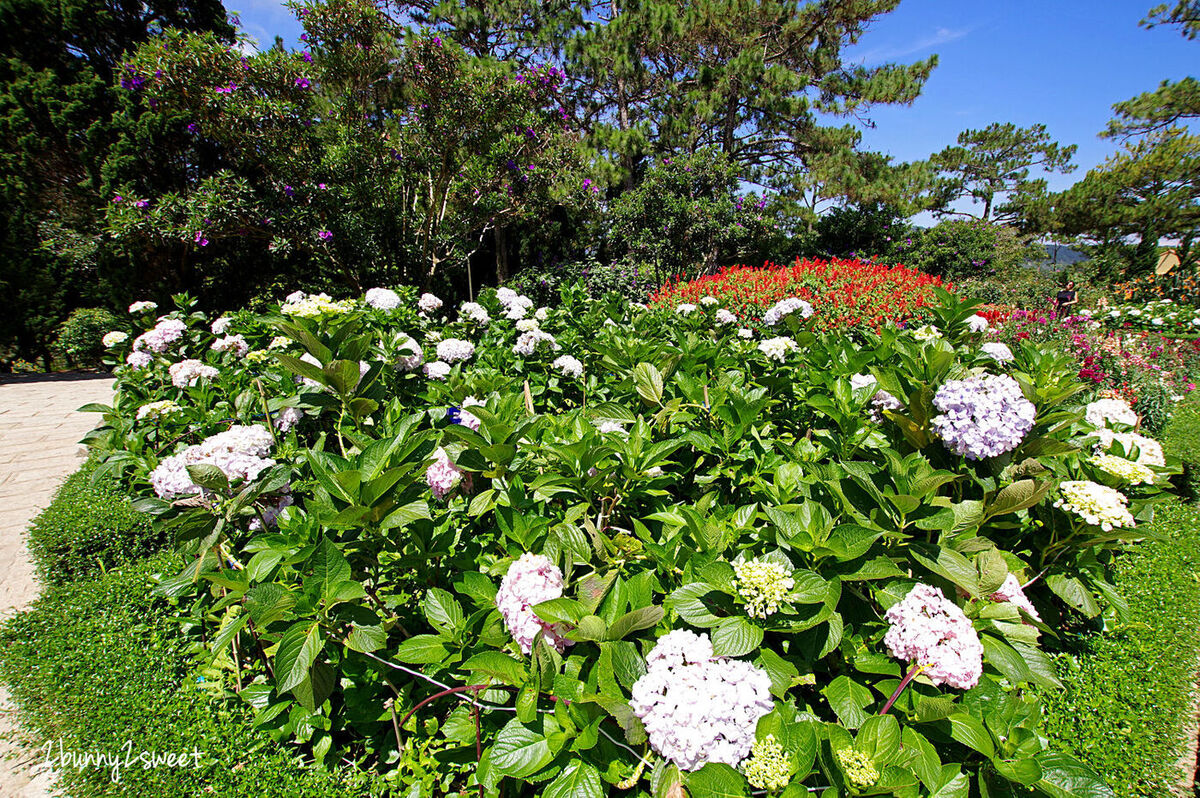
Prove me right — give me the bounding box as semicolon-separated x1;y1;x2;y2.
112;195;123;203
194;231;209;247
283;185;295;198
302;51;313;62
300;33;308;42
318;230;333;241
186;122;197;133
431;36;442;45
295;77;310;88
932;374;1035;460
135;199;149;209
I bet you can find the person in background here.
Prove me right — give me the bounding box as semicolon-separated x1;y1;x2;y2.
1054;280;1078;319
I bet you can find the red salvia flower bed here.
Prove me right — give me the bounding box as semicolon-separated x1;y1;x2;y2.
651;258;950;332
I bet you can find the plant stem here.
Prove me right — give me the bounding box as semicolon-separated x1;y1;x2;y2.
879;663;928;715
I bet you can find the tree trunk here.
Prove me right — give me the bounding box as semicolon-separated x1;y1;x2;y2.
495;225;510;284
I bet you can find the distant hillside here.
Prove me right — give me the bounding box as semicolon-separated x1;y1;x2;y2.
1041;244;1087;265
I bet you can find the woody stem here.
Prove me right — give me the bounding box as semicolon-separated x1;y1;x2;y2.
879;663;928;716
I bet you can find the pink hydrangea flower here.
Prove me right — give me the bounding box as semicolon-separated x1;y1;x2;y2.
883;583;983;690
133;318;187;353
168;359;219;388
990;574;1041;622
426;447;464;500
495;553;571;654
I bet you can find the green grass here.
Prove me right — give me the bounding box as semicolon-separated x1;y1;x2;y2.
26;457;164;585
0;555;388;797
1164;391;1200;500
1039;501;1200;797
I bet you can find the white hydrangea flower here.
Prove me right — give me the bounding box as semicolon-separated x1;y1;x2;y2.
980;342;1014;363
418;293;443;314
715;309;737;326
136;400;183;421
965;314;989;332
102;331;129;347
129;301;157;314
757;336;797;362
515;318;539;332
364;287;402;310
1054;480;1135;531
459;302;490;326
733;559;794;618
168;359;219;388
280;292;353;318
424;361;452;380
762;297;813;325
912;324;942;342
1085;398;1137;428
436;338;475;363
676;303;698;316
700;296;719;307
553;355;584;378
737;328;754;338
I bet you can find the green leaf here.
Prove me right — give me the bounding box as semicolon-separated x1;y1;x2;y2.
822;675;873;729
462;652;527;686
607;605;665;640
912;546;982;597
274;620;322;692
186;463;229;492
686;763;750;798
633;362;665;405
342;622;386;653
394;635;449;664
544;760;604;798
985;479;1053;520
667;582;723;627
244;583;296;626
422;588;465;634
711;616;764;657
1046;574;1101;617
307;538;352;605
944;713;994;758
491;719;555;778
1033;751;1116;798
856;715;901;763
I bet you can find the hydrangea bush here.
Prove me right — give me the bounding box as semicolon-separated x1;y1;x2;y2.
82;284;1179;797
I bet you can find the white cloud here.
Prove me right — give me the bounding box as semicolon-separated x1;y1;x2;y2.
857;26;972;66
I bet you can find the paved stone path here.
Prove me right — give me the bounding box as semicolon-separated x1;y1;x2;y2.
0;373;114;798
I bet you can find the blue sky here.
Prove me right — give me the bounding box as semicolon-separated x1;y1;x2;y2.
233;0;1195;200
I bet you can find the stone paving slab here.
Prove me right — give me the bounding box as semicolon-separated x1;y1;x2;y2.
0;372;114;798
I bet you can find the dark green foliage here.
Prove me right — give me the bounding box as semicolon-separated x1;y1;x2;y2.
890;218;1035;281
27;458;164;585
1164;391;1200;498
0;556;385;797
1039;502;1200;797
607;149;774;284
506;259;656;303
813;202;911;260
54;307;120;367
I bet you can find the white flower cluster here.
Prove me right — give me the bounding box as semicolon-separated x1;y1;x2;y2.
495;553;571;654
762;297;813;325
700;296;719;307
436;338;475;363
553;355;584;378
630;630;774;772
980;342;1014;364
268;336;291;349
514;329;559;356
594;419;627;437
498;288;535;320
459;301;490;326
990;573;1041;622
850;374;904;423
676;303;698;316
136;400;183;421
1091;453;1156;485
965;314;989;332
128;301;158;314
102;331;129;347
883;583;983;690
1085;398;1137;428
364;287;402;310
715;309;737;326
757;336;797;362
424;361;451;380
1090;429;1165;467
280;291;353;318
515;318;539;332
275;406;304;432
210;316;233;335
912;324;942;343
149;425;275;499
395;334;423;371
737;328;754;339
733;559;794;618
211;334;249;357
168;359;219;388
418;292;442;314
125;351;153;370
1055;480;1135;531
133;318;187;353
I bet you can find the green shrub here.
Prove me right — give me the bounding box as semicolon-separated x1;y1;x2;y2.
890;218;1035;281
1038;502;1200;796
507;259;658;303
27;459;165;585
0;557;385;797
1164;391;1200;499
54;307;122;368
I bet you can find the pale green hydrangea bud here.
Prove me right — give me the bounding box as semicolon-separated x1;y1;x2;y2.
836;748;878;789
741;734;792;791
733;559;794;618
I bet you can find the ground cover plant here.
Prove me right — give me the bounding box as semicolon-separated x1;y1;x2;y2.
651;258;948;332
77;284;1183;797
1038;501;1200;797
1101;298;1200;335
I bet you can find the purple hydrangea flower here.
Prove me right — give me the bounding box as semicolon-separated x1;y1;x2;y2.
932;374;1035;460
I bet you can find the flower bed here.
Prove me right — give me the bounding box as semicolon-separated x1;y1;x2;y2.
1101;298;1200;335
77;285;1179;797
650;258;948;332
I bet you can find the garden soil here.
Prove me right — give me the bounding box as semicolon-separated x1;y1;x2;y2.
0;374;114;798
